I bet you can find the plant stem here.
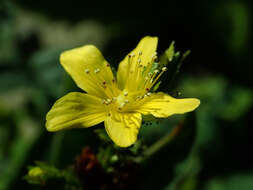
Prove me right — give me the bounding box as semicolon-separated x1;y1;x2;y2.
135;124;183;163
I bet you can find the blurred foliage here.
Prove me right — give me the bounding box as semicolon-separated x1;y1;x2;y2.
1;0;253;189
205;173;253;190
24;162;80;190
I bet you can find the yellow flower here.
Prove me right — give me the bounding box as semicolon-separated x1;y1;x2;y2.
46;36;200;147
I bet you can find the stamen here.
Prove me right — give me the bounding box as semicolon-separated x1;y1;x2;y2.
106;99;112;104
152;55;158;60
94;68;100;74
82;67;117;98
162;67;167;71
85;69;90;74
149;66;168;88
102;99;112;105
130;53;135;57
154;69;159;74
120;102;126;108
136;95;142;100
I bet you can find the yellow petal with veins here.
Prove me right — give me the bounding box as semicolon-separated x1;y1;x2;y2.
105;112;142;147
136;92;200;117
60;45;117;99
117;36;158;90
46;92;107;131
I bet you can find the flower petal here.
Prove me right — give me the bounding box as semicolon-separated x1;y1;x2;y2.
136;92;200;117
117;36;158;90
105;112;142;147
46;92;107;132
60;45;116;99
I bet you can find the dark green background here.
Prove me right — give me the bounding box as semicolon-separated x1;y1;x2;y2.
1;0;253;189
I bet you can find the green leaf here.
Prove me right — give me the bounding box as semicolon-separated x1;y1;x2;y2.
165;41;175;62
158;42;190;92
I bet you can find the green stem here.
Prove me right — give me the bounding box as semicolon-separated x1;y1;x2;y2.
48;132;65;165
135;124;183;163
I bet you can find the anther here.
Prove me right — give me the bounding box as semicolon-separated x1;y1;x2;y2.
162;67;167;71
106;99;112;104
85;69;90;74
120;102;126;108
124;91;128;96
94;68;100;73
145;88;150;91
147;92;152;96
130;53;135;57
137;58;141;63
145;76;149;80
152;55;158;60
106;63;110;67
138;51;142;55
154;69;159;74
124;99;129;103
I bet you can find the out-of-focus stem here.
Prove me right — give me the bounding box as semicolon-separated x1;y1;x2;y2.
135;124;183;163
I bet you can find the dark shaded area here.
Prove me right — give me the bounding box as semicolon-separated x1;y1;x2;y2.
1;0;253;189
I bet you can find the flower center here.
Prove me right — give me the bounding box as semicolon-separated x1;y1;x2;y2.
100;51;168;113
115;95;127;110
112;89;152;112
